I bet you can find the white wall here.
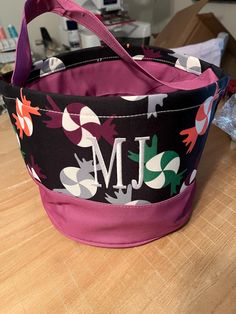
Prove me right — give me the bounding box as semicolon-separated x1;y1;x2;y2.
0;0;61;51
125;0;173;33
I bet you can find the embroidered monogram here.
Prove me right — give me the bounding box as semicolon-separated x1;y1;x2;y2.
89;136;150;190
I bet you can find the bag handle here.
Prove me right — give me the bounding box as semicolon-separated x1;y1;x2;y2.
12;0;217;90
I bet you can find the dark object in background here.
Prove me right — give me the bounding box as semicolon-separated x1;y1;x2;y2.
66;20;80;50
227;80;236;97
39;27;58;57
40;27;53;48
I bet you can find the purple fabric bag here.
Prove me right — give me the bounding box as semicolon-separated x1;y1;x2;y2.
0;0;229;247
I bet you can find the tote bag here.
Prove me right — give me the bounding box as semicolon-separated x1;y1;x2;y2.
0;0;229;248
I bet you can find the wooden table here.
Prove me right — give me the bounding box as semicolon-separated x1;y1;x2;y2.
0;113;235;313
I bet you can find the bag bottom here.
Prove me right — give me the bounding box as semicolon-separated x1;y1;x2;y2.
37;181;196;248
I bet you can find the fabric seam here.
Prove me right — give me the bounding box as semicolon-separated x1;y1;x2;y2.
34;171;195;208
3;95;203;118
27;56;178;83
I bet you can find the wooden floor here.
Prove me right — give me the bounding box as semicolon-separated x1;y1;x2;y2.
0;113;235;314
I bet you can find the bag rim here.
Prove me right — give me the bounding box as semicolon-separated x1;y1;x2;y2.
0;46;229;117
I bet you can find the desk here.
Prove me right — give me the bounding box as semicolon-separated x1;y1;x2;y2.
0;113;235;313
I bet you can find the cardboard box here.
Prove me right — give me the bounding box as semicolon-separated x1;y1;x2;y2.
155;0;236;78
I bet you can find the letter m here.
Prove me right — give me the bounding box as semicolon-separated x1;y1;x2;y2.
89;137;126;189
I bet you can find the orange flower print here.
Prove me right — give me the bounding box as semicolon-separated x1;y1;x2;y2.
12;89;41;139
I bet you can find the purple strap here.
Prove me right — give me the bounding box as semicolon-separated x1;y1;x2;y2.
12;0;217;90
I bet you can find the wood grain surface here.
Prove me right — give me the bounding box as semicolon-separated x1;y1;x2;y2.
0;113;235;314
